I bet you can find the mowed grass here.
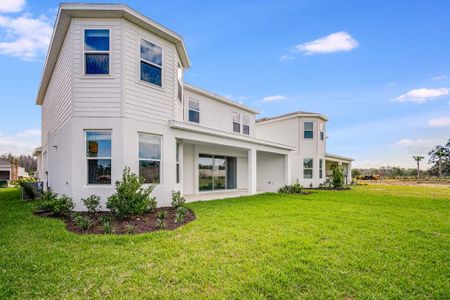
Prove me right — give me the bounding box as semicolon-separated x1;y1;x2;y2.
0;185;449;299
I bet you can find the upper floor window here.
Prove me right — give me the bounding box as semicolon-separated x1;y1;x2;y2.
177;63;183;102
320;123;325;140
304;121;314;139
140;39;162;86
84;29;110;75
233;112;240;133
139;133;161;184
189;98;200;123
243;115;250;135
303;158;313;179
86;130;111;184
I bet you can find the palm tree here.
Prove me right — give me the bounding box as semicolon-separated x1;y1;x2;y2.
413;156;424;180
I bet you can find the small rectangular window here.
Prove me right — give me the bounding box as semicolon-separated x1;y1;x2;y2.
86;130;111;184
177;64;183;102
140;39;162;86
320;123;325;140
189;98;200;123
304;122;314;139
319;159;323;179
233;112;240;133
139;133;161;184
303;158;313;179
243;115;250;135
176;143;180;184
84;29;110;75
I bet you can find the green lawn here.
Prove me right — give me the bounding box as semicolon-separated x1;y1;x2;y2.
0;186;449;299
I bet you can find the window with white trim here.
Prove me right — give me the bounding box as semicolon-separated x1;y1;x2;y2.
303;158;313;179
304;121;314;139
188;98;200;123
176;143;180;184
243;115;250;135
86;130;111;184
320;123;325;141
139;133;161;184
177;63;183;102
319;159;323;179
140;39;162;86
84;29;110;75
233;112;240;133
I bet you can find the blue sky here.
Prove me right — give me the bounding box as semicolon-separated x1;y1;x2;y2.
0;0;449;168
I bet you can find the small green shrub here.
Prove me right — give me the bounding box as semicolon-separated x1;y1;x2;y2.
155;211;166;229
107;167;157;218
74;214;91;230
278;183;304;194
34;190;74;217
53;195;75;217
171;191;185;209
330;164;345;189
34;189;58;211
82;195;101;215
175;206;187;223
99;215;114;234
125;224;135;235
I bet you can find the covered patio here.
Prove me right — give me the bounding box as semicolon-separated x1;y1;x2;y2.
325;153;353;184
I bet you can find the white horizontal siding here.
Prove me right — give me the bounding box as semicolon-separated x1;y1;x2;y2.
42;23;73;146
183;89;256;136
71;18;122;118
123;20;178;125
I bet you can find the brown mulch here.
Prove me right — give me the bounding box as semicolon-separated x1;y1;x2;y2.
34;207;196;235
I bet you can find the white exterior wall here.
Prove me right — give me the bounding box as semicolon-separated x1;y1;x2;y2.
183;88;257;137
257;151;285;192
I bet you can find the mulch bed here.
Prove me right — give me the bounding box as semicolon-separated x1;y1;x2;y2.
34;207;196;235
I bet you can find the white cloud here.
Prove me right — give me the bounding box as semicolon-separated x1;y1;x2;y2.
0;0;25;13
0;129;40;155
260;95;287;103
391;138;439;149
279;54;294;61
428;117;450;128
393;88;449;103
295;31;358;55
0;13;53;60
431;75;447;81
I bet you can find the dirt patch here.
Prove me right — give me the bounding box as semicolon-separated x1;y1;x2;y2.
35;207;196;235
358;180;450;188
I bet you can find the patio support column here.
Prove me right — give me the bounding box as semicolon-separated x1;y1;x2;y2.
248;148;257;194
284;154;291;185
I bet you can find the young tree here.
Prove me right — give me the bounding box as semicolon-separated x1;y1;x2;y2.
412;156;424;180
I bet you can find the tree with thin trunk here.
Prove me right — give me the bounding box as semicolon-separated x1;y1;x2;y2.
413;156;424;180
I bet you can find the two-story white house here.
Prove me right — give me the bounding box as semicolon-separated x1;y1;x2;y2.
34;3;352;209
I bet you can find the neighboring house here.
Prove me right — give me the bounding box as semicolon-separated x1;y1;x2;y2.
0;159;26;182
34;3;352;209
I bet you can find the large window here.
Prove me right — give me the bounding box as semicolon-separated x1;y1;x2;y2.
140;39;162;86
139;133;161;184
304;121;314;139
319;159;323;179
303;158;313;179
243;115;250;135
177;63;183;102
86;130;111;184
189;98;200;123
233;112;240;133
199;154;236;191
320;123;325;141
84;29;110;75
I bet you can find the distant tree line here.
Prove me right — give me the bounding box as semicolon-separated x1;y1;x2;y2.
428;138;450;177
0;153;37;174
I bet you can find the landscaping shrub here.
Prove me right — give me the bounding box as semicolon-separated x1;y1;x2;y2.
330;164;345;189
175;206;187;223
99;215;113;234
278;183;304;194
34;190;74;217
155;211;166;229
82;195;101;215
52;195;75;217
106;167;157;218
125;224;135;235
171;191;185;209
74;214;91;230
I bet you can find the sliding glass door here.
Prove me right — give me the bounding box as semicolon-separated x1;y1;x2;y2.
199;154;237;191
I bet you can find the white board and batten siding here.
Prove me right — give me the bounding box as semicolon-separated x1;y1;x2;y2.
71;18;123;118
183;88;257;137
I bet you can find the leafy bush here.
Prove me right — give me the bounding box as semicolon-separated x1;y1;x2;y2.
278;183;304;194
74;214;91;230
330;164;345;189
106;167;157;218
155;211;166;229
34;190;74;217
171;191;185;209
175;206;187;223
125;224;135;235
99;215;114;234
82;195;101;215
